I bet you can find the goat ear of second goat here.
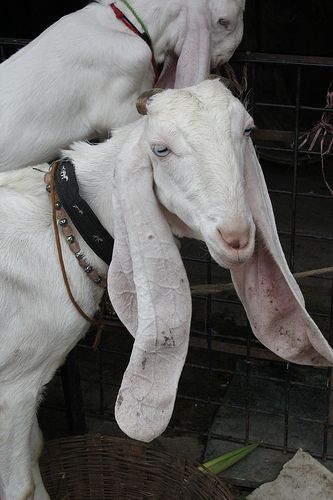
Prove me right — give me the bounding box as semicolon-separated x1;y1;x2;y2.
170;6;211;88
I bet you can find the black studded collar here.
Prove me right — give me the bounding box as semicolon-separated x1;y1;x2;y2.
53;159;114;265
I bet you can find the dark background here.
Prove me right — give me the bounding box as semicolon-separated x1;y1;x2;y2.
1;0;333;57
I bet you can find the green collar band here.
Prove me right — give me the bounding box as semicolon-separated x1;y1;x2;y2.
118;0;152;43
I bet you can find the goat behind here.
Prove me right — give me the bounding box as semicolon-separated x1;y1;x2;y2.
0;0;245;172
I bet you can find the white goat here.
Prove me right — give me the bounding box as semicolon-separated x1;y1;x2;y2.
1;79;332;500
0;0;245;174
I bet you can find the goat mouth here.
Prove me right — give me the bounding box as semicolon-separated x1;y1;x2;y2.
201;220;256;269
211;250;253;269
205;239;255;270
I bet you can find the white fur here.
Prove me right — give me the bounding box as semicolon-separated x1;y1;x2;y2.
0;80;254;499
0;0;245;172
1;79;332;499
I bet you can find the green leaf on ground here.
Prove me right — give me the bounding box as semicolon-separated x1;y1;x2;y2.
199;442;262;475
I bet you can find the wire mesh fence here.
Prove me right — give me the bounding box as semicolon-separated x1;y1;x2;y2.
2;38;333;486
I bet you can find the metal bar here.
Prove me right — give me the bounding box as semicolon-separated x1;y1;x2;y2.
182;256;210;264
98;348;105;416
254;128;333;144
277;231;333;241
203;255;214;457
269;189;332;201
198;433;333;462
255;0;262;52
254;102;333;112
80;333;333;374
289;66;302;270
69;386;332;429
323;279;333;459
256;144;333;156
60;349;87;435
245;332;251;443
191;267;333;295
79;369;333;394
0;37;30;46
190;333;330;365
233;52;333;67
4;41;332;68
251;59;257;121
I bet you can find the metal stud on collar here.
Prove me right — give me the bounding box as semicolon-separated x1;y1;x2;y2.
44;171;107;290
75;251;85;261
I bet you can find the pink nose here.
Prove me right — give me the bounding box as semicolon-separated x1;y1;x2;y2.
218;225;250;251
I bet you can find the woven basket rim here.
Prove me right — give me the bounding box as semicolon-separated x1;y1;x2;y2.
40;433;234;500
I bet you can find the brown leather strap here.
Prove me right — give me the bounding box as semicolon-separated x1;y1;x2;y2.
50;162;107;330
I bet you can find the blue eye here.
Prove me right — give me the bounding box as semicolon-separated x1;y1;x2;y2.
152;144;170;157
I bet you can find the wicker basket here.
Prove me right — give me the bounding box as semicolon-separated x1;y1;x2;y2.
40;434;234;500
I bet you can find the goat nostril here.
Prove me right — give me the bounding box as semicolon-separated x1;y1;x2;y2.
228;238;241;250
218;227;250;251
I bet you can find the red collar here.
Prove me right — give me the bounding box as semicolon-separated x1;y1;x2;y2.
110;3;159;84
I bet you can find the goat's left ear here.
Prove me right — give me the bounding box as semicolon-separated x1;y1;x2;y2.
231;141;333;366
108;123;192;442
157;6;211;89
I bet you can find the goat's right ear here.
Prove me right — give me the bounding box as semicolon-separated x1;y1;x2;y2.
108;123;192;442
231;141;333;366
157;7;211;89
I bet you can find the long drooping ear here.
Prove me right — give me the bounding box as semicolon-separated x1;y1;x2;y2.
155;51;178;89
108;123;192;442
231;142;333;366
172;6;211;89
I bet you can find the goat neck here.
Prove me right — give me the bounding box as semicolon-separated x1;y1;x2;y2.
101;0;187;64
61;123;140;239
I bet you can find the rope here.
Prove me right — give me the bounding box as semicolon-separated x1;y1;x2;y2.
118;0;152;42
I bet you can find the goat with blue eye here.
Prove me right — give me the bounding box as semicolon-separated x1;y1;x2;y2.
0;79;332;500
152;144;170;157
